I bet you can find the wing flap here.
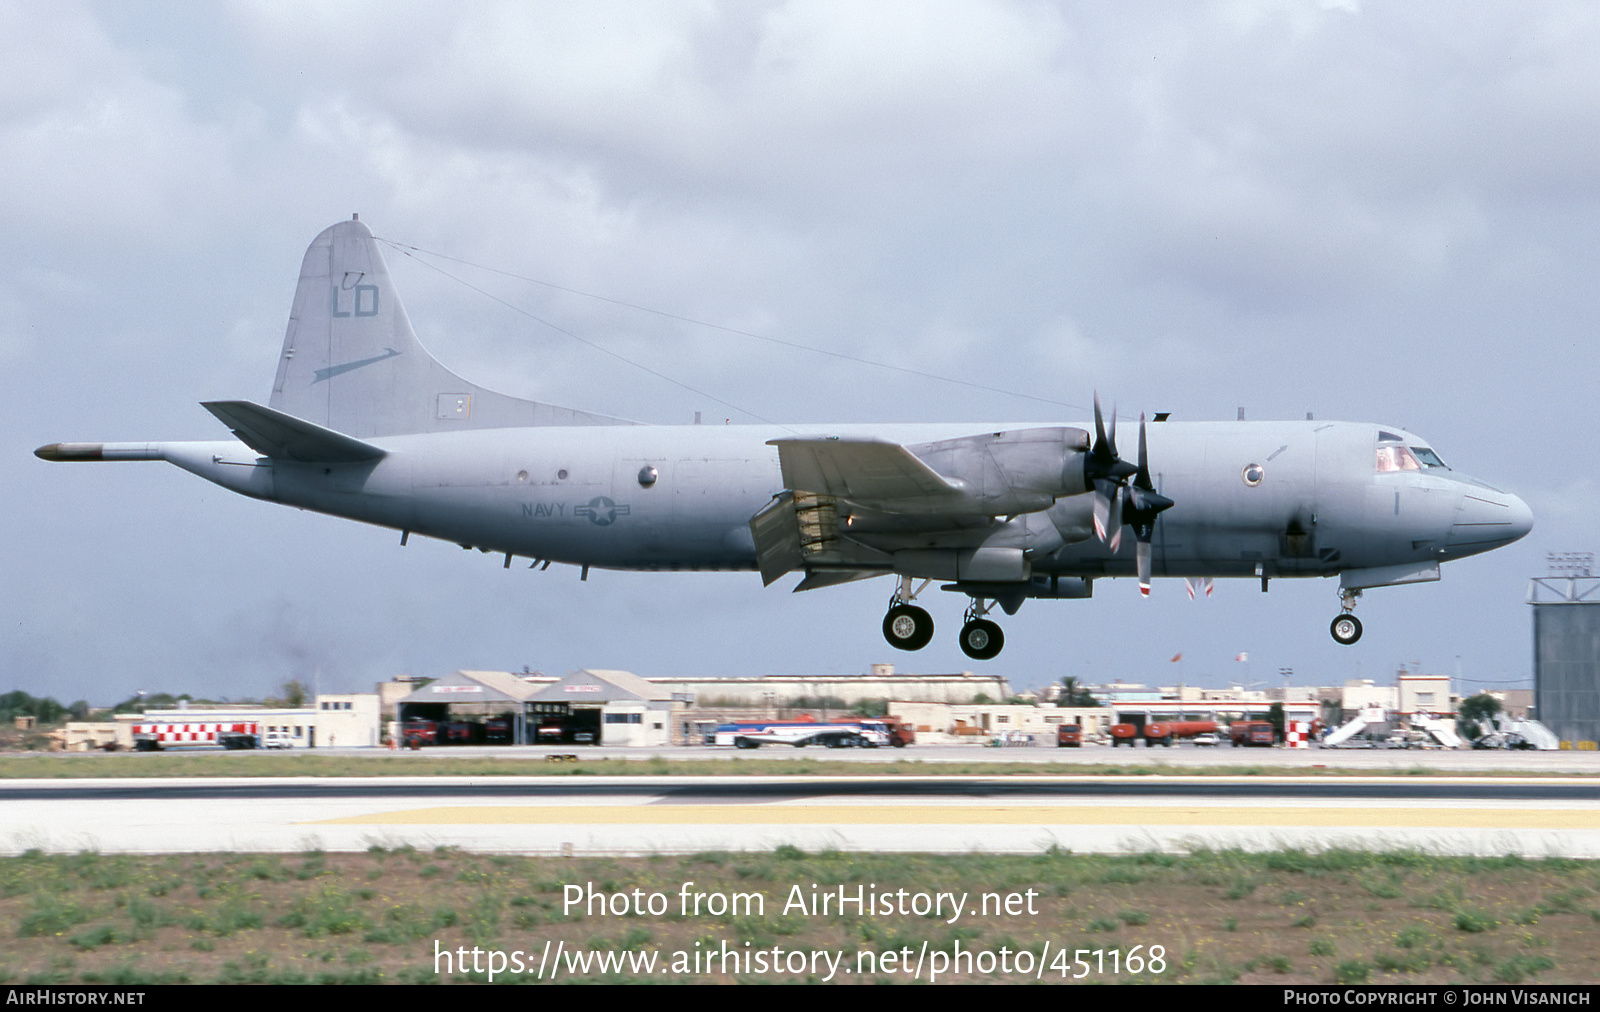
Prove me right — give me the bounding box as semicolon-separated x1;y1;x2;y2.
201;400;386;462
749;492;806;586
767;437;960;507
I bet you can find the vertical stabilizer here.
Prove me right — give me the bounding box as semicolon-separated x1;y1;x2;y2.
269;217;632;436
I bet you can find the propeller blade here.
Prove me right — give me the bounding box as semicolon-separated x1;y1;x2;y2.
1092;479;1114;542
1093;392;1108;455
1136;413;1152;490
1106;486;1124;552
1137;539;1152;597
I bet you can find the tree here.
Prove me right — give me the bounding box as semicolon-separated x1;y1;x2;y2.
278;680;308;708
1457;693;1503;740
1057;676;1101;708
1268;701;1286;743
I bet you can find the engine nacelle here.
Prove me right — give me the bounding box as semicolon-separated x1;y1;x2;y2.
909;427;1090;516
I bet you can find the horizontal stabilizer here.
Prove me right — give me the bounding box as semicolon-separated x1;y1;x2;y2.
768;437;959;508
201;400;386;462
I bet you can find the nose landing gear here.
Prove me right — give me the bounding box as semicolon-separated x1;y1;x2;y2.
1330;588;1363;645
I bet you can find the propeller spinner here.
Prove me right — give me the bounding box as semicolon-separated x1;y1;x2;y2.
1121;413;1175;596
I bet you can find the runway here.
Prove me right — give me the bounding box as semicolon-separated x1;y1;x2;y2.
4;775;1598;858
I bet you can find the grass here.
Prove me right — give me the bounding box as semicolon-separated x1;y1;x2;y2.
0;847;1595;984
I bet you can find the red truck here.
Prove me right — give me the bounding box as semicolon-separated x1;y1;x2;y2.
1057;724;1083;747
1230;720;1276;747
400;719;440;747
1144;720;1219;747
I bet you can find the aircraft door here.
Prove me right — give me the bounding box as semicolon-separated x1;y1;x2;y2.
1313;423;1374;568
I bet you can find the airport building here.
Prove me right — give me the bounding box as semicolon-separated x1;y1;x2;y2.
1530;554;1600;748
83;694;382;750
645;664;1012;707
392;668;678;746
382;664;1012;746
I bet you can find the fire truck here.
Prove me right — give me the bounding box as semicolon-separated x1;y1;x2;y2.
131;721;261;751
1229;720;1276;747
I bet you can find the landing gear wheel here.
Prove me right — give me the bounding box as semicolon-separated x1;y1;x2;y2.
883;605;934;651
1330;614;1363;645
958;619;1005;660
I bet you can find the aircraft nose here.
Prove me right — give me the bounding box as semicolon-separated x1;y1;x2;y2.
1447;487;1533;552
1505;492;1534;543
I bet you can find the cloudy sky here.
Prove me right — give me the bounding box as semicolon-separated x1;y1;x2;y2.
5;2;1594;705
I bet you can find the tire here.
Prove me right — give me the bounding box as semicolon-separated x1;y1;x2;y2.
1330;614;1363;645
958;618;1004;660
883;605;934;651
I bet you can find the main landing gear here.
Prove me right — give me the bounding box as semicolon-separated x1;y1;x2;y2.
878;579;1008;660
1330;588;1363;645
882;577;934;651
959;598;1004;661
883;603;934;651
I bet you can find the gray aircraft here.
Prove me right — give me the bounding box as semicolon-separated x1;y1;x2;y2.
36;217;1533;659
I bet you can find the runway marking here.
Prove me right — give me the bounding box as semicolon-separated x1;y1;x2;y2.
305;805;1600;829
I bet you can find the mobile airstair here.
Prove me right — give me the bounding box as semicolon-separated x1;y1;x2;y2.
1499;717;1561;750
1409;712;1464;749
1320;706;1388;748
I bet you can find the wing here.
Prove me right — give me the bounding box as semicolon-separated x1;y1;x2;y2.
752;428;1095;588
767;437;963;510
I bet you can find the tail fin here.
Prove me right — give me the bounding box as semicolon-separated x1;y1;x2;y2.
268;217;632;436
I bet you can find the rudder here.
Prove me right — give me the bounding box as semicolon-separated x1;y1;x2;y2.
269;217;631;436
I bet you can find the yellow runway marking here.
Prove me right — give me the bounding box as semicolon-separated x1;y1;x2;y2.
305;805;1600;830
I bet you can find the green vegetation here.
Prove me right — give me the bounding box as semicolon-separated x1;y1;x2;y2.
0;847;1593;984
1458;694;1504;742
1056;676;1101;708
0;692;89;724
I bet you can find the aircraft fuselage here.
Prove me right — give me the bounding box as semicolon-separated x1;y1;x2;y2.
152;415;1528;584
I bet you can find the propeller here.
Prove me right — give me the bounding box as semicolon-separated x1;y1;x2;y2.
1085;393;1137;551
1120;414;1175;596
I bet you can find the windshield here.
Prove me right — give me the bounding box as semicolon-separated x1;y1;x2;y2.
1375;445;1422;472
1376;442;1449;472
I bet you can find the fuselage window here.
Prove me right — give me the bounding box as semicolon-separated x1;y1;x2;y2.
1375;445;1423;472
1410;447;1447;468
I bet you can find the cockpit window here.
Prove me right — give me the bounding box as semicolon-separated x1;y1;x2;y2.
1375;445;1423;472
1410;447;1447;468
